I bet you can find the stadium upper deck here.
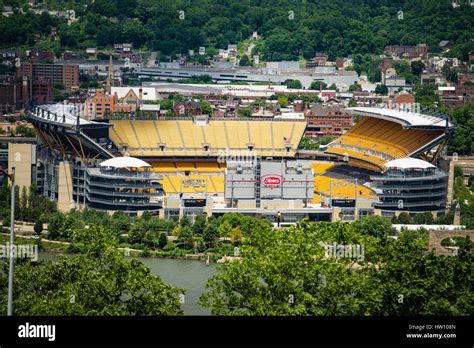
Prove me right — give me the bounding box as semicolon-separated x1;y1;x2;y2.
108;118;307;158
325;107;454;171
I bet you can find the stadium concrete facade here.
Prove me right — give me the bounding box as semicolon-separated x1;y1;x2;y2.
16;102;455;223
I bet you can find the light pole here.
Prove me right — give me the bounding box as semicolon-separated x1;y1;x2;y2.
1;167;15;316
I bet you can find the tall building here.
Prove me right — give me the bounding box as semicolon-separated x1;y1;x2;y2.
16;63;79;89
304;105;353;139
0;76;29;113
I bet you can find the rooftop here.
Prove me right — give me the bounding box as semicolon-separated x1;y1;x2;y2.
99;156;151;169
385;158;436;170
346;107;454;129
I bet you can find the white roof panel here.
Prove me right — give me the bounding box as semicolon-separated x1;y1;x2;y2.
347;107;453;128
385;158;436;170
99;156;151;169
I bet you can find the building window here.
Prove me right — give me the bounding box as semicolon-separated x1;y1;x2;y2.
358;209;374;220
341;209;355;221
166;209;180;220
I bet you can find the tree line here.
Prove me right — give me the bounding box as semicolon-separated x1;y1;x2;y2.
1;213;471;315
1;0;473;62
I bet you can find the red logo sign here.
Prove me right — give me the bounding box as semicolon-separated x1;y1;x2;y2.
262;175;282;189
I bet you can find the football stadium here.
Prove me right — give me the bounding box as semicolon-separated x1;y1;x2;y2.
20;103;455;224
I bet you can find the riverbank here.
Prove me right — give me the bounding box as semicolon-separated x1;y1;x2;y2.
0;232;227;263
38;251;217;315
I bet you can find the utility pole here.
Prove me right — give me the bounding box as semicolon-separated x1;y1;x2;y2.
1;167;15;316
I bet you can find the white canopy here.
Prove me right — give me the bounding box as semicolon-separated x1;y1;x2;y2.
99;156;151;169
385;158;436;170
347;107;453;128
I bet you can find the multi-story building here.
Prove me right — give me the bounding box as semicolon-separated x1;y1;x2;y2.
114;43;133;59
385;76;412;95
371;158;448;215
173;101;203;116
304;105;353;139
314;53;327;66
16;63;79;89
439;84;474;109
384;44;428;58
84;89;132;119
31;78;53;104
0;76;29;113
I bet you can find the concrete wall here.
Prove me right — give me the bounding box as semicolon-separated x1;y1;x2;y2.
57;161;74;213
8;143;35;191
439;158;454;205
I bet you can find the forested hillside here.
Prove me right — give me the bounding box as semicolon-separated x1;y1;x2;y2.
0;0;473;60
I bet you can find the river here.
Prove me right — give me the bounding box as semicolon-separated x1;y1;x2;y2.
39;252;218;315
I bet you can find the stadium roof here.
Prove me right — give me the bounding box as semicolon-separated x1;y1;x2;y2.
346;107;454;128
99;156;151;169
30;104;101;126
385;158;436;170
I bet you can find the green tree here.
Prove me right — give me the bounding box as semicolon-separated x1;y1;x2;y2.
237;108;251;118
180;216;192;228
309;81;327;90
200;100;212;115
239;55;251;66
230;226;243;245
192;215;207;236
110;211;131;234
177;226;194;250
0;225;183;315
203;223;219;248
396;212;412;224
277;95;288;108
284;79;302;89
34;220;43;236
218;220;232;241
200;219;472;315
349;82;362;92
454;165;464;179
375;84;388;95
411;61;425;77
442;65;458;84
352;215;396;238
158;232;168;249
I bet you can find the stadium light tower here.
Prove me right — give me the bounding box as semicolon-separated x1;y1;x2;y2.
0;167;15;316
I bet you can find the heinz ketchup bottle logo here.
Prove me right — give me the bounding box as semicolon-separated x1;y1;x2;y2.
262;175;283;188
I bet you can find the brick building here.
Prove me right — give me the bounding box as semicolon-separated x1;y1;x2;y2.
384;44;428;58
31;78;53;104
0;76;29;114
173;101;203;116
439;84;474;109
304;105;353;139
16;63;79;89
84;89;132;119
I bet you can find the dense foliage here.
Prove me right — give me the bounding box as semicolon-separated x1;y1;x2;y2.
1;0;473;61
447;102;474;156
0;225;183;315
200;217;473;315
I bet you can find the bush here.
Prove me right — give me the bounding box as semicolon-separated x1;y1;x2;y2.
34;220;43;235
141;247;151;257
158;232;168;249
162;242;177;251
